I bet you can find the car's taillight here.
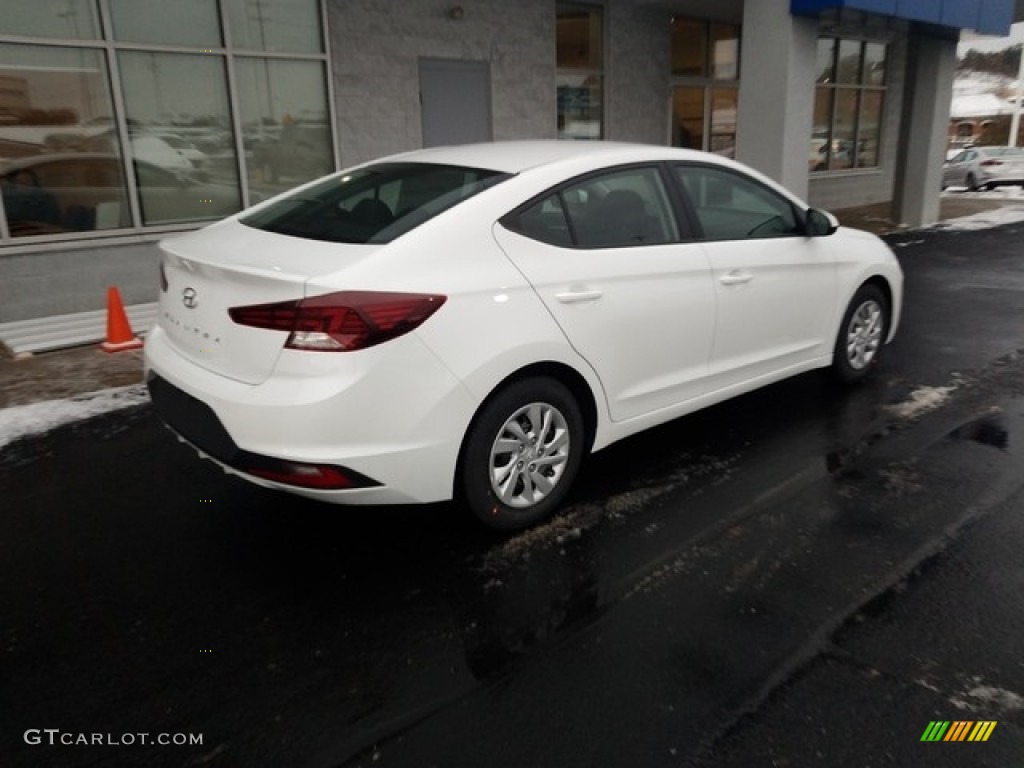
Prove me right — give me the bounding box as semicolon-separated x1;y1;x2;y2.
980;159;1003;166
159;262;168;292
228;291;447;351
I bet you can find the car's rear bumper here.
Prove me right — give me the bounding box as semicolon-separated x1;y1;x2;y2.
144;325;478;505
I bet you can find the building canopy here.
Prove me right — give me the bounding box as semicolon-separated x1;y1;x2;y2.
790;0;1016;35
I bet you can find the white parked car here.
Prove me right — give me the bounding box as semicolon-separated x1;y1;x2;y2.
145;141;903;530
942;145;1024;191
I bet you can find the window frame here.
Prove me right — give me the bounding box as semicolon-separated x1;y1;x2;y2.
812;36;887;175
669;17;741;154
0;0;337;247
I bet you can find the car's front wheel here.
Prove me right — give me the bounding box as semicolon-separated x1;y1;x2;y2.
460;377;584;531
832;284;889;384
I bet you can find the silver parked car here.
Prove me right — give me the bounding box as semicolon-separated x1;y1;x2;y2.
942;146;1024;191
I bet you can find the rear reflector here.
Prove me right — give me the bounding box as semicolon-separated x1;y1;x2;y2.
241;457;379;490
229;290;446;351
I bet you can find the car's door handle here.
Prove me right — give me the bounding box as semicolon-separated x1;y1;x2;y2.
555;289;603;304
719;271;753;286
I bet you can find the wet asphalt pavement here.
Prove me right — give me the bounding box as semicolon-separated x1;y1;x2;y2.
3;221;1024;767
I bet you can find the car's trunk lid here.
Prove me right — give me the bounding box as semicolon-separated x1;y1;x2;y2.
157;219;381;384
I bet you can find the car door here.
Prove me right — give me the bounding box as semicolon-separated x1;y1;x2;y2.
493;164;715;422
943;149;971;188
671;163;837;393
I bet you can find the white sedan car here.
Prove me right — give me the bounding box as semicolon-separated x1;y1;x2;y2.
145;141;903;530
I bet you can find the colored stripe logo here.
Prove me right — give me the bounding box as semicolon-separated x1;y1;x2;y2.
921;721;997;742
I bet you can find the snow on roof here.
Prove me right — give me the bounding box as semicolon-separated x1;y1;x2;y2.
950;92;1017;118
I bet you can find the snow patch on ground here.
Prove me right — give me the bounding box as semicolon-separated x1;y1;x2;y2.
951;682;1024;714
883;385;957;420
0;384;149;450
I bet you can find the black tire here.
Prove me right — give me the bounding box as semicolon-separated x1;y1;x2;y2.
832;284;889;384
460;377;584;531
966;172;979;192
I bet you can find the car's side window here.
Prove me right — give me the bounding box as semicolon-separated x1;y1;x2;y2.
507;166;678;249
673;164;802;241
949;151;967;164
514;193;573;247
566;167;678;248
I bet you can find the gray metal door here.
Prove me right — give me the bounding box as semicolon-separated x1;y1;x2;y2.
419;58;493;147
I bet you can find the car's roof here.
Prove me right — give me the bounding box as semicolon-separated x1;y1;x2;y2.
380;140;714;174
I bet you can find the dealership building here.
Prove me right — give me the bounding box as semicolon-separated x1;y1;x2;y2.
0;0;1021;333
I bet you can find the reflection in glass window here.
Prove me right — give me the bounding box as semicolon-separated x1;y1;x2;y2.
671;18;706;77
556;3;603;69
0;44;128;237
225;0;322;53
5;1;100;40
710;24;740;81
816;39;836;84
236;58;333;194
710;88;737;158
557;73;603;140
118;51;241;225
557;3;603;140
812;38;886;172
670;19;740;153
110;0;222;46
674;165;800;241
672;87;704;150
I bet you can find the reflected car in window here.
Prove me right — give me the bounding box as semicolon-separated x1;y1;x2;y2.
942;146;1024;191
145;141;903;531
0;153;247;235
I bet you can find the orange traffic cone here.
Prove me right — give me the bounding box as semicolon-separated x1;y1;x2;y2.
100;285;144;353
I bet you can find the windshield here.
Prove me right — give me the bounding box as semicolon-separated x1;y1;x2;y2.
241;162;511;244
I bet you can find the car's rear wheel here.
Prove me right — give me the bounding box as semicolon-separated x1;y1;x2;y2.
832;284;889;384
460;377;584;531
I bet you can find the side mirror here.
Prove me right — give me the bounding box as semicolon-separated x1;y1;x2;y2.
806;208;838;237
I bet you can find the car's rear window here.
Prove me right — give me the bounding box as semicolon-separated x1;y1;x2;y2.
241;162;510;244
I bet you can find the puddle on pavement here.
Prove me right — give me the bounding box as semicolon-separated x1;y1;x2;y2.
947;411;1010;451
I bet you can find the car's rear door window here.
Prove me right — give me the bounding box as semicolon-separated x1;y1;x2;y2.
504;165;679;249
242;162;510;244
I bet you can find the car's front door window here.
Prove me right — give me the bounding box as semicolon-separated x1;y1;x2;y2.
673;164;801;241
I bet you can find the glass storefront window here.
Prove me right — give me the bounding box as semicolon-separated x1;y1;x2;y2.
812;37;886;173
118;51;241;225
816;39;835;84
0;44;129;237
837;40;862;85
109;0;222;47
710;24;739;81
556;3;603;70
236;57;333;194
0;1;335;244
557;3;603;140
557;73;603;140
5;1;100;40
671;87;704;150
671;19;706;77
224;0;323;53
858;91;883;168
864;43;886;86
710;88;737;158
670;19;740;154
